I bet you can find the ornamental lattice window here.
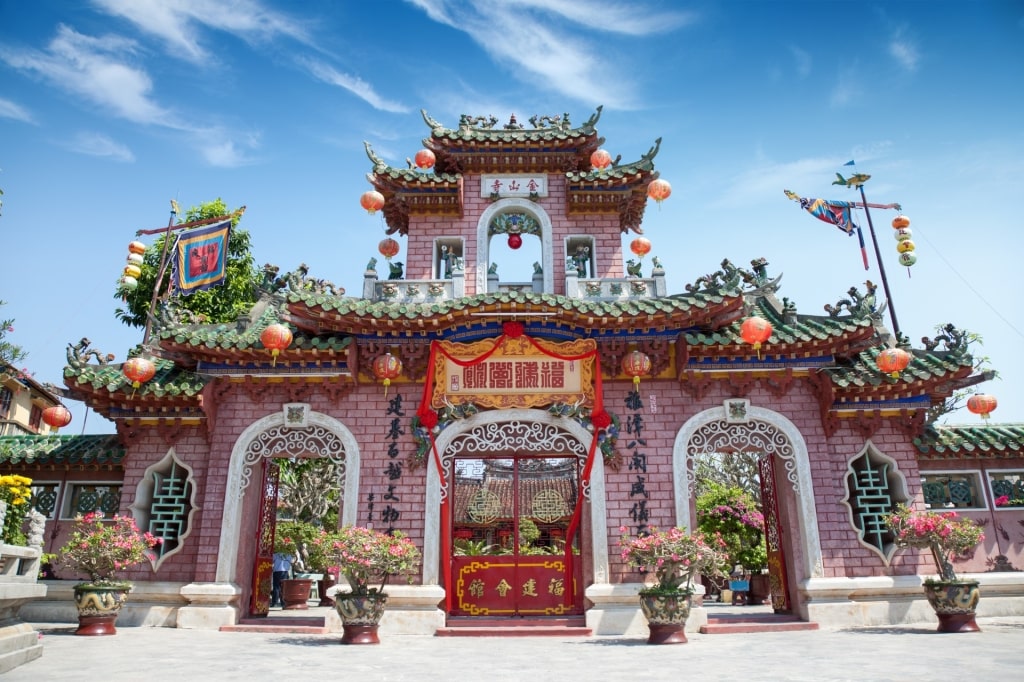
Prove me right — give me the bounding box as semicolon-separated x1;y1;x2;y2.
29;482;60;519
841;443;909;562
130;450;199;568
921;471;983;509
62;483;121;518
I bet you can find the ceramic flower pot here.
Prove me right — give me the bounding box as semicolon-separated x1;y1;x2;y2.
280;578;313;610
334;592;387;644
73;583;132;636
923;580;981;633
639;591;691;644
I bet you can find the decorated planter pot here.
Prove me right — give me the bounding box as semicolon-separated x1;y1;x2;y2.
923;580;981;633
335;592;388;644
638;591;692;644
73;583;132;636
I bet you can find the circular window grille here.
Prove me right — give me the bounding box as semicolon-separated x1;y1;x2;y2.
467;489;503;524
532;489;569;524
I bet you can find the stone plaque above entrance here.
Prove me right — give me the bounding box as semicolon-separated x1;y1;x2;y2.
480;175;548;198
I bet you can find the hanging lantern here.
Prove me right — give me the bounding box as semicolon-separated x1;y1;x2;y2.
898;252;917;268
122;357;156;390
967;394;998;420
121;275;139;290
896;240;916;254
630;237;652;259
590;149;612;170
128;241;147;255
893;227;912;242
42;404;72;431
621;350;652;390
892;215;911;229
647;178;672;204
260;323;293;367
740;316;773;359
507;233;523;250
414;149;436;169
123;264;142;279
372;352;403;398
378;237;400;260
360;190;385;214
126;252;144;266
876;347;911;378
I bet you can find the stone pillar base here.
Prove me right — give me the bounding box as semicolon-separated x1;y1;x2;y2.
177;582;241;630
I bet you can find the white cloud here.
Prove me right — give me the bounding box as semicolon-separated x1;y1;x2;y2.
92;0;310;63
888;28;920;72
302;59;409;113
0;25;172;126
0;97;36;124
191;126;262;168
830;66;862;108
789;46;812;78
65;132;135;162
405;0;694;108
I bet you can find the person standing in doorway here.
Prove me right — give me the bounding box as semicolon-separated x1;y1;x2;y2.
271;551;293;608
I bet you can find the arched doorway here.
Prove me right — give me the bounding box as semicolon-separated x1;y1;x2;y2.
424;410;611;618
476;199;555;294
674;403;824;617
216;408;361;616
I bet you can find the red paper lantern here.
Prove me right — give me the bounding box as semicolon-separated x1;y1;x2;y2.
414;149;436;169
892;215;911;229
647;178;672;203
967;394;997;420
621;350;652;388
360;190;385;214
740;316;773;357
630;237;652;259
876;347;911;378
378;237;400;260
260;324;293;366
507;233;523;250
372;352;403;398
42;405;72;431
590;149;612;170
122;357;156;389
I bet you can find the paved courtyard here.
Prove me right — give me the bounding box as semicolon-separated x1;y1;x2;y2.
7;615;1023;681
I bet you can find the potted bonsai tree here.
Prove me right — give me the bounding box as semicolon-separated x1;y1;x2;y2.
274;520;317;609
328;526;421;644
619;525;730;644
56;512;161;635
886;504;985;632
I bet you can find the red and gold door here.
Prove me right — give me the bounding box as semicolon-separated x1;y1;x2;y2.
249;458;280;616
758;453;791;613
449;455;583;616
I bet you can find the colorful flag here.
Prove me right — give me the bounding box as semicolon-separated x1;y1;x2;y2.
170;218;231;295
784;190;869;270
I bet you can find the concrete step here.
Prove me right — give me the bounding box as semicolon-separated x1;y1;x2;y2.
700;614;819;635
221;616;329;635
437;616;591;637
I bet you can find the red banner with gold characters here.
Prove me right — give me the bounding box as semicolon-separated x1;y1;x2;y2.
430;336;596;410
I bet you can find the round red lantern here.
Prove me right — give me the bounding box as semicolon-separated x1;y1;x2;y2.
128;241;146;255
122;357;156;389
372;352;403;398
414;149;436;169
876;347;911;378
590;149;612;170
42;404;72;431
967;394;997;420
892;215;911;229
507;233;523;250
378;237;400;260
647;178;672;203
621;350;652;389
260;323;293;366
630;237;652;259
360;190;385;214
740;316;773;358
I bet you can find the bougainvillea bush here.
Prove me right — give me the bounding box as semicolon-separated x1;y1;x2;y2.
886;504;984;582
619;526;730;595
696;482;767;572
328;526;421;595
57;512;161;585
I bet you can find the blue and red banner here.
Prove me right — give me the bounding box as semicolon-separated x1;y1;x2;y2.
170;219;231;295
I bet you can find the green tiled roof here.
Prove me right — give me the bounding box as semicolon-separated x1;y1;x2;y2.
826;345;973;390
0;434;125;466
914;423;1024;458
685;297;871;348
422;108;602;142
65;355;208;400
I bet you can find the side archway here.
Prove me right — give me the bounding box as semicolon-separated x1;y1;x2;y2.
215;409;361;583
476;199;555;293
673;405;824;580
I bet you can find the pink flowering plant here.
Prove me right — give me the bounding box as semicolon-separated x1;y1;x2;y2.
57;512;162;586
328;526;421;596
885;504;984;583
619;526;730;595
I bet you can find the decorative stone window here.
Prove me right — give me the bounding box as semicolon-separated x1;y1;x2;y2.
988;470;1024;508
565;236;594;278
61;482;122;519
29;482;61;519
841;442;909;562
921;471;985;510
130;450;199;567
435;238;464;279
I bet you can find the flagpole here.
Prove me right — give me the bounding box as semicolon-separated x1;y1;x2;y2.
142;201;178;346
857;185;902;340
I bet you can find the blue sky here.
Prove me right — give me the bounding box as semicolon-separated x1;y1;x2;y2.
1;0;1022;434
